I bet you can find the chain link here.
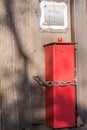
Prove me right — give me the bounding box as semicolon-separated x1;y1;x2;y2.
33;75;77;87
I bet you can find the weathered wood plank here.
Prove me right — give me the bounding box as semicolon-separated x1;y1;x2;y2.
0;0;21;129
75;0;87;124
13;0;32;127
0;0;72;129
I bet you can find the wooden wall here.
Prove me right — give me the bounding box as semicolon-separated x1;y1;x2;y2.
0;0;78;129
75;0;87;124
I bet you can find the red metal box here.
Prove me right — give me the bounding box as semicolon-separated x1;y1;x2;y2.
44;43;76;128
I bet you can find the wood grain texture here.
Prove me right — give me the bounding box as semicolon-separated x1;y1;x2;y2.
0;0;71;129
75;0;87;124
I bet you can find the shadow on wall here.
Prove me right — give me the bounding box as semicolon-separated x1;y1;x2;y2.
1;0;31;129
0;0;45;130
0;0;87;130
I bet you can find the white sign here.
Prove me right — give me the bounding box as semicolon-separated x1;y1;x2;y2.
40;1;68;31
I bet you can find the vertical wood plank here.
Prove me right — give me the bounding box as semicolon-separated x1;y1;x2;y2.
13;0;32;127
0;0;20;129
75;0;87;123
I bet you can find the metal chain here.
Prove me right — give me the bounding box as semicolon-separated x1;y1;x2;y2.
33;75;77;87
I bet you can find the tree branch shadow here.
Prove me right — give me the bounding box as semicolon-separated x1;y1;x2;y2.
2;0;86;130
1;0;32;129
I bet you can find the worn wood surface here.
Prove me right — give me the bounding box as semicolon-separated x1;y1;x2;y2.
75;0;87;124
0;0;85;130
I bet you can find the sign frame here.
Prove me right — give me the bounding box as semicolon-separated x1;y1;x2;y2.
40;1;68;32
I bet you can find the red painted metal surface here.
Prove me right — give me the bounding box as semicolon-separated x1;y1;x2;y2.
44;43;76;128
